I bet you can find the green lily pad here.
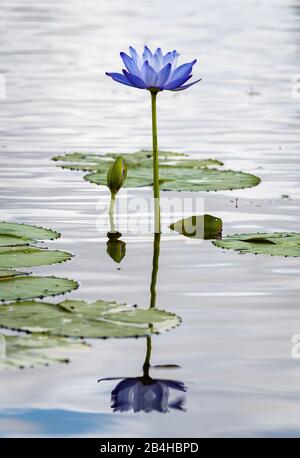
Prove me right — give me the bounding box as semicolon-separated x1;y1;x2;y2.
0;276;78;302
0;246;72;268
170;214;223;239
0;221;60;247
0;299;181;338
0;334;89;370
53;150;260;192
213;232;300;257
0;269;28;279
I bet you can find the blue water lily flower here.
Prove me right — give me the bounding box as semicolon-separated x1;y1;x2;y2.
106;46;201;91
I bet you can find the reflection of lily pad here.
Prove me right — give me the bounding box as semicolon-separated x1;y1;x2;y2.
0;221;59;247
170;214;223;240
53;150;260;192
0;334;89;370
0;276;78;302
0;246;72;268
0;300;181;338
213;232;300;257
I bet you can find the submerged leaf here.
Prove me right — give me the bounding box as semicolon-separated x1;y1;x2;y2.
53;150;260;192
0;276;78;302
0;299;181;338
0;246;72;268
0;334;89;370
170;214;223;239
213;232;300;257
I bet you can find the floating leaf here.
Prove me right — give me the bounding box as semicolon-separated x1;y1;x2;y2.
170;214;223;239
0;221;59;247
0;269;28;279
0;299;181;338
53;150;260;192
0;276;78;302
0;246;72;268
213;232;300;257
0;334;89;370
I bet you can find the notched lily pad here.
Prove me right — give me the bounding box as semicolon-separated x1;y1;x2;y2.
0;299;181;338
0;276;78;302
0;246;72;268
213;232;300;257
0;221;60;247
0;334;89;370
53;150;260;192
170;214;223;240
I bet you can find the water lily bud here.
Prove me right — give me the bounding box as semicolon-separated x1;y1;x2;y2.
107;157;127;197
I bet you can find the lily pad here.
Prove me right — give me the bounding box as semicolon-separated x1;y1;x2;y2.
0;246;72;268
0;334;89;370
53;150;260;192
0;269;28;279
213;232;300;257
170;214;223;239
0;299;181;338
0;276;78;302
0;221;60;247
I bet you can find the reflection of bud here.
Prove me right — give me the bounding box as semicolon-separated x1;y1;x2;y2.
107;157;127;197
106;232;126;264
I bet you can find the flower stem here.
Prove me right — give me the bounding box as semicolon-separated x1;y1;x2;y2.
150;90;161;233
150;232;161;309
142;336;152;378
109;193;116;233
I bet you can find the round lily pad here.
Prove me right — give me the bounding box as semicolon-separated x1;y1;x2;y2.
0;246;72;268
0;299;181;338
213;232;300;257
0;334;89;370
53;150;260;192
0;276;78;302
0;221;60;247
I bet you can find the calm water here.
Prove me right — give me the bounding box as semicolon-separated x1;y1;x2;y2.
0;0;300;437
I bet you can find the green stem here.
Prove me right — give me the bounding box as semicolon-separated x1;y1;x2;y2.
150;90;161;233
142;336;152;378
109;194;116;233
150;232;161;309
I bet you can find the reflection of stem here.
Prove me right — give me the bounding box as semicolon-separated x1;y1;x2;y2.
109;194;116;233
150;232;161;309
150;90;161;234
142;336;152;378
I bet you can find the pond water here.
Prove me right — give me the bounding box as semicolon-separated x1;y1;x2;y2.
0;0;300;438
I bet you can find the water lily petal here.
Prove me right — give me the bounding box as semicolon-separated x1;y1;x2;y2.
129;46;141;69
122;70;148;88
156;63;172;88
141;61;157;87
120;52;140;76
106;72;134;87
142;45;153;64
171;78;202;91
164;74;192;90
170;60;197;82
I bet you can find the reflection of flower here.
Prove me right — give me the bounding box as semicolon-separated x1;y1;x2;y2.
99;376;187;413
106;46;201;92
